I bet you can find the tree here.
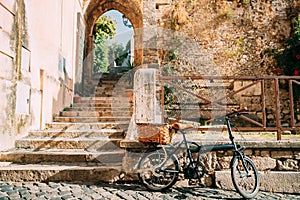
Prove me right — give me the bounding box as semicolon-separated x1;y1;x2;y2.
109;42;128;66
93;16;116;73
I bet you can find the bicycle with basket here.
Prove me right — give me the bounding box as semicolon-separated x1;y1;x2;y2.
137;107;260;199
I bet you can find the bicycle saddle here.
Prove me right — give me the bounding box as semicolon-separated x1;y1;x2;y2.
172;122;193;130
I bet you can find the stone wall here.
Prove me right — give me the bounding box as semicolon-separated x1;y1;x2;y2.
156;0;299;76
195;141;300;193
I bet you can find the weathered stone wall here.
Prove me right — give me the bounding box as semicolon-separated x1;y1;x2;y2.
193;142;300;193
151;0;300;127
156;0;299;76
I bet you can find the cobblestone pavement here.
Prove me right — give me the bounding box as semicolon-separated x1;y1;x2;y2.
0;181;299;200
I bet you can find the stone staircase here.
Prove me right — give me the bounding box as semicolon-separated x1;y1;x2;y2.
0;77;134;182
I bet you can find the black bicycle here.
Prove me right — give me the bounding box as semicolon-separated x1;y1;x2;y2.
137;108;259;199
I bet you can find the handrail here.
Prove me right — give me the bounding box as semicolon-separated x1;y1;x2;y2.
160;75;300;140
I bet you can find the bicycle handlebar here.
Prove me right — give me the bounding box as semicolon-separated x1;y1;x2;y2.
206;107;248;123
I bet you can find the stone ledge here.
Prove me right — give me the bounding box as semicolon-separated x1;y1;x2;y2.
120;139;300;149
120;139;148;149
215;171;300;194
0;163;137;183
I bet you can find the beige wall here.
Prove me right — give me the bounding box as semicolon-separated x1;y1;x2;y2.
0;0;84;150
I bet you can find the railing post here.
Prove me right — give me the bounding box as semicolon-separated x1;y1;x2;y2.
289;80;295;127
261;80;267;128
274;78;281;140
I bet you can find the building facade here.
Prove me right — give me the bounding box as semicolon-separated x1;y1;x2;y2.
0;0;298;150
0;0;84;150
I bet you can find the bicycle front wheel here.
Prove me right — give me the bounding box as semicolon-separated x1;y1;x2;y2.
231;156;259;199
137;148;179;191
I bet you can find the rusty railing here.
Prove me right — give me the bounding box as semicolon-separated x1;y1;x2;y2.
159;76;300;140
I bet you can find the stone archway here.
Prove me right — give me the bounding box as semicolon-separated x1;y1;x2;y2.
82;0;143;95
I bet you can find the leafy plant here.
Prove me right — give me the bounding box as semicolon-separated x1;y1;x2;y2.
93;16;116;73
109;42;129;67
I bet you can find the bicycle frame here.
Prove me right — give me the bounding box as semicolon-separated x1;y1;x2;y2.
138;108;259;198
156;113;248;175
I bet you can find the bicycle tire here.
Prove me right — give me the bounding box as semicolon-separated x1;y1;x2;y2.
231;156;259;199
137;148;179;191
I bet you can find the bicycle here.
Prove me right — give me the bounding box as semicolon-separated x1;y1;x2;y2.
137;107;260;199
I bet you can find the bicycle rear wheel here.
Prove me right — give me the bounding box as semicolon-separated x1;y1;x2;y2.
231;156;259;199
137;148;179;191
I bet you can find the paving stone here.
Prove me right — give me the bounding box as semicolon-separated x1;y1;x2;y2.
0;181;299;200
0;185;13;193
49;182;61;189
79;196;92;200
36;191;46;197
59;190;72;196
61;195;74;200
51;198;62;200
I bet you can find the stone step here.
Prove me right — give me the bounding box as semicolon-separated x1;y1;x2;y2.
99;79;119;84
72;102;130;108
15;137;122;151
0;149;125;164
0;163;136;182
93;90;125;97
96;84;115;88
69;106;129;111
215;171;300;194
60;111;131;117
53;116;131;123
95;88;115;94
29;129;125;138
78;97;129;104
45;122;129;130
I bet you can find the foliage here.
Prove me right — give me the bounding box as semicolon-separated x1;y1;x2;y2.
273;18;300;76
273;17;300;119
168;49;178;61
109;42;129;66
93;16;116;73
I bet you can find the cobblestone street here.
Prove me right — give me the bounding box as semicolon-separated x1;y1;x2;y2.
0;181;299;200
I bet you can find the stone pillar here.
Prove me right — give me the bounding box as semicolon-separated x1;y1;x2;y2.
135;68;162;124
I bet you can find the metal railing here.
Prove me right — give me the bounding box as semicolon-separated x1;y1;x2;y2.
159;76;300;140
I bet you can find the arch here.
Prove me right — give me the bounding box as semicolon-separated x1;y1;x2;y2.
81;0;143;96
84;0;143;36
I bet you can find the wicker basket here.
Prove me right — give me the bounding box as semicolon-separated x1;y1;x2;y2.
138;124;175;145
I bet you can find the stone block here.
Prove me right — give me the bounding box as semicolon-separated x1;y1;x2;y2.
251;156;276;171
260;150;270;157
277;159;299;171
271;151;293;159
244;149;253;156
218;156;232;169
254;150;260;156
215;171;300;193
295;151;300;160
260;171;300;193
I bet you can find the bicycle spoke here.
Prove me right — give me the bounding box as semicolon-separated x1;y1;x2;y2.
138;149;179;191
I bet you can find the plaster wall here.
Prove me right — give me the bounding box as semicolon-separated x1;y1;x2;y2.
0;0;84;150
26;0;82;125
0;0;18;150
